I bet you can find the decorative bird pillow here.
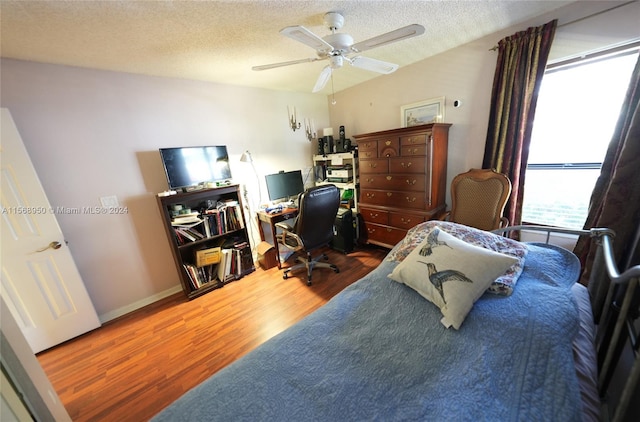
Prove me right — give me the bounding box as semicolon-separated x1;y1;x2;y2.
388;227;518;329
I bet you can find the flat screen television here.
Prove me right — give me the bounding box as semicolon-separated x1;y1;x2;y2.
265;170;305;203
159;146;232;191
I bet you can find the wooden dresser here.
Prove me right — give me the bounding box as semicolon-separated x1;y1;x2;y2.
353;123;451;248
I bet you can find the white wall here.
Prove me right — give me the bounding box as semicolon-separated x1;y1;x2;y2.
0;61;329;320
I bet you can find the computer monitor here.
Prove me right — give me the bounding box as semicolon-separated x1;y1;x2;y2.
265;170;305;203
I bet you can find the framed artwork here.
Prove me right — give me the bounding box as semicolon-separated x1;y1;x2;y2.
400;97;445;127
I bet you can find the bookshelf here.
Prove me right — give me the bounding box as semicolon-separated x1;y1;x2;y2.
157;184;254;300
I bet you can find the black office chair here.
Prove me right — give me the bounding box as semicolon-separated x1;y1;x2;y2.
275;184;340;285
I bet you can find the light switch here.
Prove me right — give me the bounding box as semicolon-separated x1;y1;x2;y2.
100;195;119;208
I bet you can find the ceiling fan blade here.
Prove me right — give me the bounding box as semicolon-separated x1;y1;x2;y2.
252;57;320;71
312;66;332;93
350;56;399;74
351;24;425;53
280;25;334;53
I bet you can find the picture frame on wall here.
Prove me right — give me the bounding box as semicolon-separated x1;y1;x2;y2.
400;97;445;127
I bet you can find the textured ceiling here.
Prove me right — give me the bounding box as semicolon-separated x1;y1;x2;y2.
0;1;575;94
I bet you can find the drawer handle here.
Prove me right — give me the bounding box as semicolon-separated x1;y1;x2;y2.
406;179;416;185
401;162;412;168
368;228;376;233
366;193;375;198
369;163;377;168
406;197;417;203
386;176;392;181
365;152;373;158
386;228;392;232
410;148;419;155
369;213;378;218
400;218;412;224
385;153;391;157
387;192;393;197
367;177;374;183
385;140;391;146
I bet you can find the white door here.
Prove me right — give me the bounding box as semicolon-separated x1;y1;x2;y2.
1;108;100;353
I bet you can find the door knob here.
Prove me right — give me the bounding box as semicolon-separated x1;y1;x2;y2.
36;241;62;253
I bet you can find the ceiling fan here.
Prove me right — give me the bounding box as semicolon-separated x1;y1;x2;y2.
252;12;425;92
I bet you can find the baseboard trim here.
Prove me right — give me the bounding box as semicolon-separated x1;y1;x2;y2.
98;285;183;324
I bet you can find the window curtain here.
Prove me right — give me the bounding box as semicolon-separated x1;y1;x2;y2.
482;20;557;228
573;54;640;320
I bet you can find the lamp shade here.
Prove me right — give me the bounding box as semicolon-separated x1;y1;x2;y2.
240;150;253;163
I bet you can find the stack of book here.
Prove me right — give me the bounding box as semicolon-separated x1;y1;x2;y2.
216;241;255;284
171;199;245;245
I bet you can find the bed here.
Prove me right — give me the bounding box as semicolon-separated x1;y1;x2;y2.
152;221;639;421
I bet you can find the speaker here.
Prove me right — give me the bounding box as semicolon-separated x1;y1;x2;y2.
339;125;346;140
317;138;324;154
331;208;354;253
323;136;334;153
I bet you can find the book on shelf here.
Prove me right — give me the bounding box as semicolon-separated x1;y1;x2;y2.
183;263;218;290
203;202;245;235
232;241;255;278
216;248;235;284
173;203;246;245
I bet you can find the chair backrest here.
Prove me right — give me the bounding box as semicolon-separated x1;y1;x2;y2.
294;184;340;250
448;168;512;231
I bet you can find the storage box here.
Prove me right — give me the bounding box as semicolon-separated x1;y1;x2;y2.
327;167;353;178
257;241;277;270
195;247;221;267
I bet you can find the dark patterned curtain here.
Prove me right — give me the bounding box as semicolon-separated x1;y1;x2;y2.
482;20;557;227
573;55;640;318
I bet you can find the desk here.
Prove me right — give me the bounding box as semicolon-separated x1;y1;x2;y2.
256;208;298;269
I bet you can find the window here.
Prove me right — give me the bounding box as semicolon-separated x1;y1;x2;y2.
522;46;639;229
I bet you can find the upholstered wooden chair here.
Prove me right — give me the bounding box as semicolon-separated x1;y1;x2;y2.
441;168;512;231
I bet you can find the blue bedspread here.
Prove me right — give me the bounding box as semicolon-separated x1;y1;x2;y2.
153;243;582;421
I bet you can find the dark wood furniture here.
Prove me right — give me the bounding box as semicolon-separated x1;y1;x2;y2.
354;123;451;248
256;208;298;269
157;184;254;299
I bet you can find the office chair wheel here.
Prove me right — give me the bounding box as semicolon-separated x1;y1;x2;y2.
282;270;290;280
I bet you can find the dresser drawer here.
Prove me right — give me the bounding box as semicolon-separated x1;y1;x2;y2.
389;211;425;230
357;140;378;152
401;134;428;145
360;174;425;192
401;145;427;156
361;189;426;210
389;156;426;174
363;222;407;248
359;158;389;174
359;207;388;225
359;149;377;159
377;138;400;158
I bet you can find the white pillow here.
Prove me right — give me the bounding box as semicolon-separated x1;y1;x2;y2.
388;227;518;329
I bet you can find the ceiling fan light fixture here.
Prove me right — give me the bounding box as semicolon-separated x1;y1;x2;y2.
255;13;426;92
329;55;344;69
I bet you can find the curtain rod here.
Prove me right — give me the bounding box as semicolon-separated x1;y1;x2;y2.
489;1;636;51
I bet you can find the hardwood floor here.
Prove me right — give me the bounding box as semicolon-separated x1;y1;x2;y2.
37;245;387;421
